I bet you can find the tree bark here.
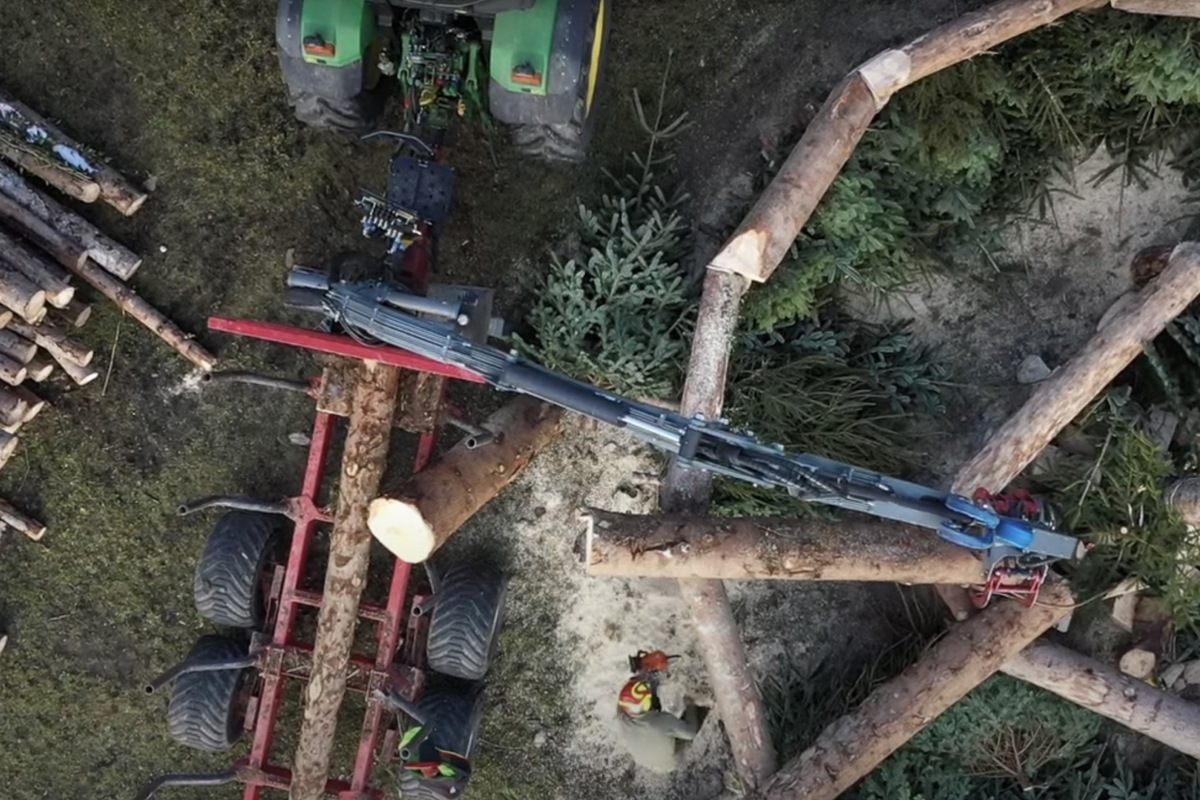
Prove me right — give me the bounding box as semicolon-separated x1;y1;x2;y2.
583;509;985;584
0;191;86;270
7;318;92;367
1110;0;1200;16
290;361;400;800
0;227;74;308
0;352;27;386
59;257;216;371
1001;640;1200;757
953;243;1200;500
0;163;143;279
658;268;780;790
0;136;101;203
757;581;1074;800
711;0;1098;283
368;396;564;563
0;497;45;540
0;92;148;216
0;330;37;364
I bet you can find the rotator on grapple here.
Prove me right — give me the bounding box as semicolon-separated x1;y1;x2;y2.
283;266;1088;607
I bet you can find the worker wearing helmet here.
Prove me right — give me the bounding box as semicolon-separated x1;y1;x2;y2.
616;652;706;773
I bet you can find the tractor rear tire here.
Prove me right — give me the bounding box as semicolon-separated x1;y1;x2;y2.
167;635;250;752
509;0;609;164
425;561;507;682
193;511;281;629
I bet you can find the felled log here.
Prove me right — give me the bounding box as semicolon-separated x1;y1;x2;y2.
1002;639;1200;757
11;386;46;420
0;352;27;386
0;497;46;540
0;163;143;279
757;581;1073;800
0;329;37;364
0;134;101;204
0;307;13;329
0;431;17;469
55;298;91;328
0;386;29;427
61;257;216;371
290;361;399;800
710;0;1097;283
0;261;46;322
0;190;86;276
1118;648;1156;679
583;509;985;584
23;352;52;382
7;318;92;367
0;91;148;216
1110;0;1200;16
660;271;779;789
0;228;73;308
368;396;563;563
954;243;1200;498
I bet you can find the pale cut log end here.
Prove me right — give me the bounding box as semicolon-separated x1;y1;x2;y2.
709;228;771;283
0;309;12;329
368;497;436;563
61;360;99;386
45;286;75;310
23;524;46;541
936;584;975;621
62;300;91;328
12;290;47;324
856;49;911;105
0;431;18;463
0;633;7;656
25;355;53;382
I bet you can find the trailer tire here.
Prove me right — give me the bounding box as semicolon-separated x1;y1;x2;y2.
166;635;250;752
425;561;507;682
194;511;281;629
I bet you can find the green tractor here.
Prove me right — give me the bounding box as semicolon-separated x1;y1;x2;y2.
276;0;609;161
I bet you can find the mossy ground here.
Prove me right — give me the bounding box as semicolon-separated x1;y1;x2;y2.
0;2;976;798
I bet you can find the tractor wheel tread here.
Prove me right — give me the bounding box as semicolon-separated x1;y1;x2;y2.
426;562;506;682
166;635;248;752
193;511;279;629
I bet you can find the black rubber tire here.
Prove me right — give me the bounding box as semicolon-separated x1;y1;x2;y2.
510;0;609;164
396;682;485;799
193;511;280;629
166;635;249;752
425;561;507;682
291;89;382;132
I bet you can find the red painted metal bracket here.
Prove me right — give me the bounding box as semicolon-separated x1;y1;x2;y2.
207;316;485;384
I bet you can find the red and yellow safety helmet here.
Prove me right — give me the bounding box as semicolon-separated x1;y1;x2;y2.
618;678;654;716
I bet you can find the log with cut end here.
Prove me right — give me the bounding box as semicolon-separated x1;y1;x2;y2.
0;431;17;469
0;261;46;322
1002;639;1200;758
711;0;1098;283
0;92;148;216
290;361;399;800
54;356;98;386
7;318;92;367
757;581;1074;800
0;191;86;270
11;386;46;420
0;164;143;279
0;352;27;386
23;352;53;382
368;396;564;563
61;257;215;371
0;227;73;308
0;497;45;540
953;243;1200;498
0;386;30;426
0;135;102;204
55;298;91;328
583;509;985;584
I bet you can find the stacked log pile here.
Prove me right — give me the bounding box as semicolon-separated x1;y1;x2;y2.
0;89;218;541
